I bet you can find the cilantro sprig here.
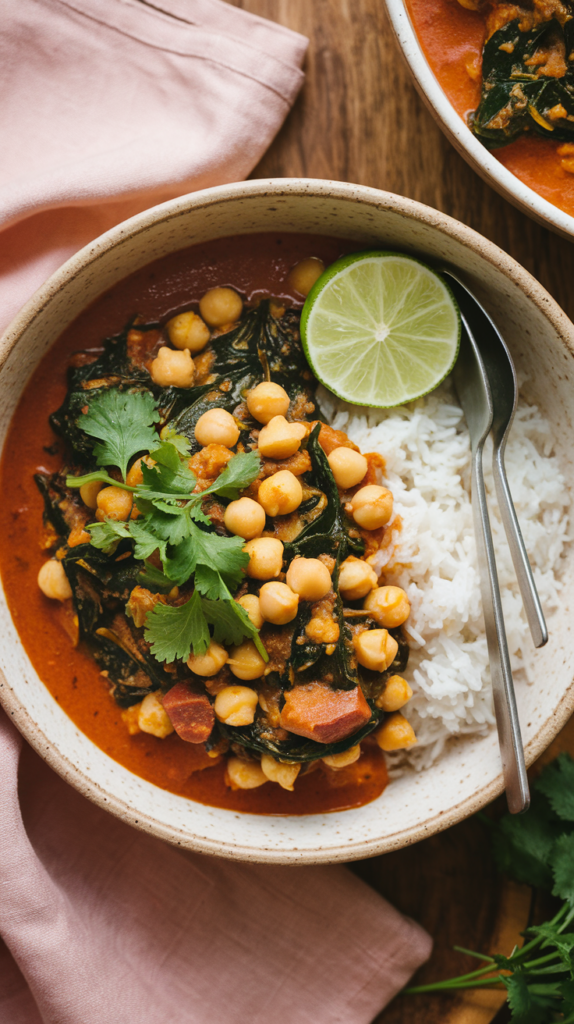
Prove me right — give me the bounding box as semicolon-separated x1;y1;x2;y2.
406;753;574;1024
77;389;160;481
64;388;266;666
143;587;267;663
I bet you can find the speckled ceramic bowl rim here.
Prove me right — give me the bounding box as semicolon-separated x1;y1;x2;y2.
1;177;574;863
384;0;574;242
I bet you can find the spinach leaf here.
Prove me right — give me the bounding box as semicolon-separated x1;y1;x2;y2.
472;16;574;149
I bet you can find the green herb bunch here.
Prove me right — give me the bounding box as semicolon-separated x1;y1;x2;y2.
66;388;266;665
407;753;574;1023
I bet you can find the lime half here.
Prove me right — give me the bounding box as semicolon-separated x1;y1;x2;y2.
300;251;460;408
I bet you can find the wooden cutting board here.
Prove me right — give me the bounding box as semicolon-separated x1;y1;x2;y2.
223;3;574;1021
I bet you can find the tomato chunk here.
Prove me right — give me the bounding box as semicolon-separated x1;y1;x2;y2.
163;682;215;743
279;683;371;744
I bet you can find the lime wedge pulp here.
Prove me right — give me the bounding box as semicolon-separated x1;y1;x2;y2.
300;251;460;408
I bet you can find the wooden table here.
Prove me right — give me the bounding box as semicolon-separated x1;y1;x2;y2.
226;3;574;1021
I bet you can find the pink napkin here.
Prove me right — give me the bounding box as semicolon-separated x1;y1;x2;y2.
0;0;308;335
0;1;432;1020
0;714;432;1024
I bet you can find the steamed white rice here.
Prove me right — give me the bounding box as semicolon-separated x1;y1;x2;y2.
318;380;571;771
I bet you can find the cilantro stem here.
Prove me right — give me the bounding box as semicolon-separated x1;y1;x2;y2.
66;471;137;492
453;946;496;963
405;975;507;994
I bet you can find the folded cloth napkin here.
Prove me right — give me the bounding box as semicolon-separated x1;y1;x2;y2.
0;0;308;335
0;714;432;1024
0;1;432;1020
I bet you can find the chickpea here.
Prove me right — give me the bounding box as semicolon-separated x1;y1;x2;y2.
194;407;240;448
246;381;290;424
257;416;307;460
259;581;299;625
224;497;266;540
226;756;267;790
96;486;133;522
187;641;228;677
364;585;410;628
167;310;210;353
236;593;264;629
243;537;284;580
349;484;393;530
285;557;332;602
138;691;174;738
353;628;399;672
322;744;361;769
376;675;413;712
260;754;301;791
338;556;378;601
228;640;267;680
328;447;368;489
79;479;102;509
199;287;243;327
150;346;195;388
375;712;417;751
38;559;72;601
214;685;259;726
257;470;302;517
287;257;325;296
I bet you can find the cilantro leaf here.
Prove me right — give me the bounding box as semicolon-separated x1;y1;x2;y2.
491;797;559;890
144;591;209;661
163;522;249;588
552;834;574;905
163;534;196;586
137;457;196;501
81;389;160;480
202;450;261;500
157;428;191;458
86;519;131;553
203;597;268;660
148;440;182;473
504;976;538;1024
193;564;230;600
504;974;561;1024
536;754;574;823
129;519;167;561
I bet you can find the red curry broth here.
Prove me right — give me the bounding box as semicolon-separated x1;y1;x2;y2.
406;0;574;219
0;232;389;815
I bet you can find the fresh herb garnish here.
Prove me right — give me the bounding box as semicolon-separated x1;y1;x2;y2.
406;753;574;1024
79;389;160;480
144;587;266;662
64;388;265;667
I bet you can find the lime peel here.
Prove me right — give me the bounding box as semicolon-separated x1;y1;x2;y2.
300;250;460;409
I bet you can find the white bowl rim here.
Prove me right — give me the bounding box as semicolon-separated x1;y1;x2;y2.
1;176;574;864
384;0;574;241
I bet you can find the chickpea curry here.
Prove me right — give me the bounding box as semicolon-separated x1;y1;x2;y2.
1;234;417;814
407;0;574;218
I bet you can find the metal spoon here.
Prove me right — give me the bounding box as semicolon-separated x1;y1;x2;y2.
444;271;548;650
453;319;530;814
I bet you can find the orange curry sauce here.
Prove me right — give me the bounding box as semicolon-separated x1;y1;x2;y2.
0;232;389;815
406;0;574;218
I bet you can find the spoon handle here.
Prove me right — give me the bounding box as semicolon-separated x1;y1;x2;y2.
472;442;530;814
492;447;548;650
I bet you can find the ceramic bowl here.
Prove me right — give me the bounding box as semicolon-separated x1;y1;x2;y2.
384;0;574;241
1;178;574;864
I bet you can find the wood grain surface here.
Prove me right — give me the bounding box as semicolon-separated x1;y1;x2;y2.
224;3;574;1022
229;0;574;324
